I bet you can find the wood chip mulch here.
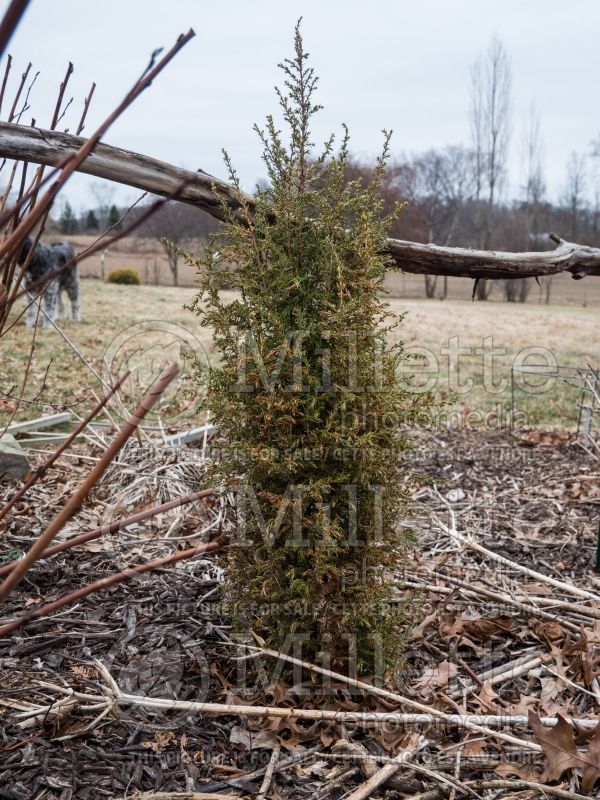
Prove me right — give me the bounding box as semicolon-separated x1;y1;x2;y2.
1;428;599;799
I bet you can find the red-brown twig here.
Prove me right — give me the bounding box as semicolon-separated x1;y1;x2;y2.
49;61;74;129
0;370;131;523
0;0;31;59
76;82;96;135
7;61;30;122
0;29;195;263
0;487;215;575
0;52;12;116
1;172;196;326
0;539;224;637
0;30;196;335
0;363;179;603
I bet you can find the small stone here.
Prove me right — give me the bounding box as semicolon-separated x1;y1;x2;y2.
0;434;30;483
446;488;466;503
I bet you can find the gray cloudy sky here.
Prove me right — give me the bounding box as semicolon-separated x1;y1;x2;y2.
2;0;599;212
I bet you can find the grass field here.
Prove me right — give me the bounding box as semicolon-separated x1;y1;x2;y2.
1;278;598;432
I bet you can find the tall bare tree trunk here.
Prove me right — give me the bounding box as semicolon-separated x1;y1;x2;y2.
424;275;437;298
470;36;511;301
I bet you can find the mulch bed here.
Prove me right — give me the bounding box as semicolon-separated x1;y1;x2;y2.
0;428;599;799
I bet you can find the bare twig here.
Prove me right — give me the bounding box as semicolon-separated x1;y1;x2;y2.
0;0;31;59
0;30;195;263
0;370;131;523
0;538;223;636
76;82;96;135
0;363;179;602
345;734;425;800
0;487;215;575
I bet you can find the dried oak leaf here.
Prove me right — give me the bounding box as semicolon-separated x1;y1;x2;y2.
473;679;501;713
529;712;577;782
495;760;542;781
413;660;458;697
510;693;540;717
529;711;600;791
582;723;600;795
462;616;514;641
536;621;565;644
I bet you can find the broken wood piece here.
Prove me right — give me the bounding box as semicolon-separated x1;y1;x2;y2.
255;742;280;800
6;411;74;435
0;433;30;482
331;739;423;793
164;423;216;447
344;734;425;800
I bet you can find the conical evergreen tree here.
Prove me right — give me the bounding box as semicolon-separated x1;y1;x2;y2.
59;201;78;234
107;204;121;231
181;24;432;673
85;209;99;233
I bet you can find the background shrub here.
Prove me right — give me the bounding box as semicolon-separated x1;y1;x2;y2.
107;268;140;285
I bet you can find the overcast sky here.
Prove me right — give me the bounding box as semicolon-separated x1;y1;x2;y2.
2;0;599;213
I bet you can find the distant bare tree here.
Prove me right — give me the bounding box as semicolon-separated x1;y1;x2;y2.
505;101;545;302
522;101;545;226
89;180;116;231
562;151;587;240
134;199;218;285
470;35;512;299
589;139;600;245
413;146;475;297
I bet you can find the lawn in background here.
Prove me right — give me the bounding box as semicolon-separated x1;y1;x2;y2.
1;279;597;431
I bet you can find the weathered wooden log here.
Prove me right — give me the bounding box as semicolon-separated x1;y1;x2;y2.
385;235;600;280
2;121;600;280
0;122;243;222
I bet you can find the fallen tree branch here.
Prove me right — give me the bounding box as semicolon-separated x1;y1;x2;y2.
0;122;243;224
91;657;600;744
2;122;600;280
242;647;599;735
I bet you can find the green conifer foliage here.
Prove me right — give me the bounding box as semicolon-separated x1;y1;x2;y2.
59;201;78;235
183;24;432;672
